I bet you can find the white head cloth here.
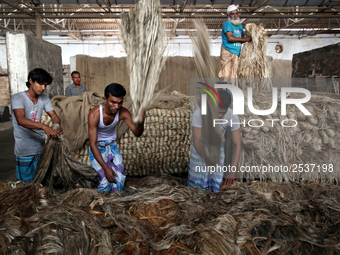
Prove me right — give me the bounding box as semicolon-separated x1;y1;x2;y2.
227;4;238;14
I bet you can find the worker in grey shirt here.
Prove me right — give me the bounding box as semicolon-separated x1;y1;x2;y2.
65;71;87;96
11;68;63;182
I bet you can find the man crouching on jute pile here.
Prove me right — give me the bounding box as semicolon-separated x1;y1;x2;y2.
88;83;145;192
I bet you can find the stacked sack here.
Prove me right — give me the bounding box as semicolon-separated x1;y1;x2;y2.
42;91;340;181
238;92;340;181
41;91;192;176
118;108;191;176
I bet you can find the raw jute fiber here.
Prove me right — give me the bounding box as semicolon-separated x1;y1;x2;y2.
191;20;222;167
239;92;340;183
33;124;99;194
120;0;167;123
238;23;272;91
1;176;340;254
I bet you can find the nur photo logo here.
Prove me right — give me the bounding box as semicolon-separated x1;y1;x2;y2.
197;82;313;128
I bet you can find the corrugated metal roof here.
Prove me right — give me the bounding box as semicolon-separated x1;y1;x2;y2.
0;0;339;38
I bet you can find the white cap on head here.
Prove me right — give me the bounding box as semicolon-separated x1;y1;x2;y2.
227;4;238;14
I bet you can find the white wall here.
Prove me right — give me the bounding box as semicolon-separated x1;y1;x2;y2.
0;38;7;75
6;34;29;95
0;33;339;69
42;33;339;65
266;34;340;60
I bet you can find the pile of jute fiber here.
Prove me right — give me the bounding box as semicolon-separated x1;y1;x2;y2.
1;176;340;254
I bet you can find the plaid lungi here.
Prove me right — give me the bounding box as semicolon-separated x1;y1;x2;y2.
16;154;40;183
218;46;239;86
89;140;126;192
188;145;225;192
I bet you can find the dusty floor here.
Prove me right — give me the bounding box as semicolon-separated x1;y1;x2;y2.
0;120;16;182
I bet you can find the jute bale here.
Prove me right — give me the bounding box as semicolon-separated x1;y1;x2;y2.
42;89;340;181
41;91;192;177
118;107;191;176
239;92;340;182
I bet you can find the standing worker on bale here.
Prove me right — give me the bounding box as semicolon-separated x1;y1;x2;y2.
219;4;251;84
11;68;63;182
65;71;87;96
88;83;145;192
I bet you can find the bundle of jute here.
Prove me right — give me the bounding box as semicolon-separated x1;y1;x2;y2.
2;177;340;254
191;20;222;167
33;124;99;194
238;23;272;91
120;0;167;123
239;91;340;182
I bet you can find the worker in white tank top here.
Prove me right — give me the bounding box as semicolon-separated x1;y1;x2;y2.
88;83;145;192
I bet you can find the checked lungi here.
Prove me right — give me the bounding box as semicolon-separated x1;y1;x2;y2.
16;154;40;183
188;146;225;192
218;46;239;86
89;140;126;192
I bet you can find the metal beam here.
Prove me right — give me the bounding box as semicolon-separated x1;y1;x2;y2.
1;10;338;15
0;0;35;17
41;19;81;40
180;0;188;13
250;0;271;13
1;13;338;19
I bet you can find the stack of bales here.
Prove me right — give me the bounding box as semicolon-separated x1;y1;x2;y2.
42;91;340;181
41;92;192;176
238;92;340;182
118;108;191;176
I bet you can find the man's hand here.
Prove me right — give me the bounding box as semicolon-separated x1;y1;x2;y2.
244;36;251;42
139;110;146;123
222;172;236;187
57;126;64;136
103;165;118;183
42;125;60;138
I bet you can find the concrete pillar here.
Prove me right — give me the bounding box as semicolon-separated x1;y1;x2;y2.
35;13;42;39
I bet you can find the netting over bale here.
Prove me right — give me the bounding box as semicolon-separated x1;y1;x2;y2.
1;176;340;254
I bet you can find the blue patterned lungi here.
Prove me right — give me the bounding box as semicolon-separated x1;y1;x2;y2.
89;140;126;192
188;146;224;192
16;154;40;183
